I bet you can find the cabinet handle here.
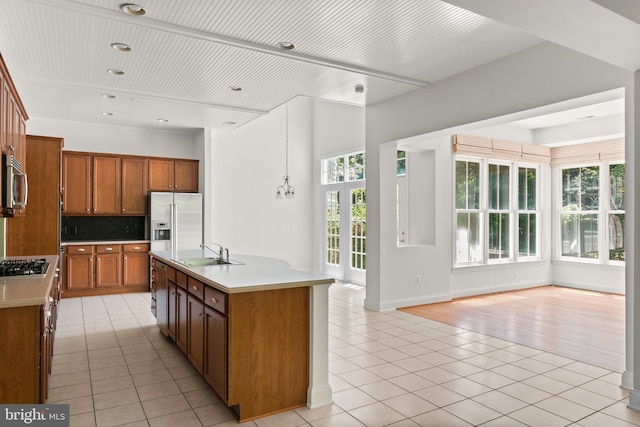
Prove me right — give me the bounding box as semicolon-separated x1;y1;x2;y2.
93;208;96;212
86;208;89;212
192;286;199;292
133;246;140;250
171;291;176;295
122;208;125;212
210;297;218;304
105;247;113;251
77;248;85;252
124;256;127;261
200;313;205;318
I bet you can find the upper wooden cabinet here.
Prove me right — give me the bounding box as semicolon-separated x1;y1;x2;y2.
62;152;92;214
63;152;198;216
0;53;28;217
93;155;121;215
149;158;198;192
121;157;147;215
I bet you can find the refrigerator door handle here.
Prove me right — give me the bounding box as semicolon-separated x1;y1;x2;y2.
170;203;177;255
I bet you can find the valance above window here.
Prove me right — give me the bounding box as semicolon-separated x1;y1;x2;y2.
452;134;551;164
550;138;624;166
453;134;625;166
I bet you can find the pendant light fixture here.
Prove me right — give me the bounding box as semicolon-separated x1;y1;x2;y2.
276;104;295;198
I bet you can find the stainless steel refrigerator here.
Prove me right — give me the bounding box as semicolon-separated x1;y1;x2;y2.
149;192;203;253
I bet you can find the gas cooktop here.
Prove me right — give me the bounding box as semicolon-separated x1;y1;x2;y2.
0;258;49;277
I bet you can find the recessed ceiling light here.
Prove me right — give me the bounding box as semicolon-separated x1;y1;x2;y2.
223;121;237;126
101;93;116;99
107;68;125;75
278;41;295;50
157;118;168;123
101;112;113;116
120;3;146;16
111;42;131;52
230;86;242;91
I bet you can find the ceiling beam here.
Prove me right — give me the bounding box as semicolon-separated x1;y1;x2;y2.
26;0;430;87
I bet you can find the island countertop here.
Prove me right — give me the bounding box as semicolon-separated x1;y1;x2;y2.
150;250;334;294
0;255;59;309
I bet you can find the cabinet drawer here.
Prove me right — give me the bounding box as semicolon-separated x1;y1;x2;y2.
187;277;205;300
96;244;121;254
204;286;227;314
167;266;176;282
66;245;93;254
123;243;150;252
176;271;188;290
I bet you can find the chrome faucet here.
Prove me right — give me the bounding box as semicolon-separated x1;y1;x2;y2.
201;243;228;261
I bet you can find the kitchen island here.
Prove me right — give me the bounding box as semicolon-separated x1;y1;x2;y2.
0;255;60;403
150;250;334;422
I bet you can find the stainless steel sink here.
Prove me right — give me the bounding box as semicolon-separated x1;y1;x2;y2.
175;257;242;267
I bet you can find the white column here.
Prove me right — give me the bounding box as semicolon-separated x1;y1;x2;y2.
307;283;333;408
628;70;640;407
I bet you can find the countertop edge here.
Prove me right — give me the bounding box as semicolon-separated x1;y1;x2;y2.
0;255;59;309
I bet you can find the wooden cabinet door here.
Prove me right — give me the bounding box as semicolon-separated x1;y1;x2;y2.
148;158;174;191
121;157;147;215
93;155;121;214
204;305;227;400
95;253;121;288
174;160;198;192
176;286;188;353
66;254;94;290
167;281;177;340
122;251;149;287
187;294;205;373
62;153;92;214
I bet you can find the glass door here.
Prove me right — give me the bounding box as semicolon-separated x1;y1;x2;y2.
323;183;366;284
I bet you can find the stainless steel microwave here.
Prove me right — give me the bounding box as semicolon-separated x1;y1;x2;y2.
2;153;28;216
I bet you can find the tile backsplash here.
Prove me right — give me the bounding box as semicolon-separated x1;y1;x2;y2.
61;216;146;242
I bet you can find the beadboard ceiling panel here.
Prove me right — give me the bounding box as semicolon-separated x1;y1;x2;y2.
0;0;634;134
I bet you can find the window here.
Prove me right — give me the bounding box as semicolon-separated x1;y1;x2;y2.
455;160;482;263
322;151;365;184
518;167;538;258
560;166;600;259
488;163;510;260
397;150;406;176
455;157;539;266
609;164;625;261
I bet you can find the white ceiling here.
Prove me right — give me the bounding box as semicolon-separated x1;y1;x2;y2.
0;0;637;136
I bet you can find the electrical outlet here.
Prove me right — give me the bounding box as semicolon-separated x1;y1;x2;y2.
415;275;422;284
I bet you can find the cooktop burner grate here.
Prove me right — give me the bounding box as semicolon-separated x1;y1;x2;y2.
0;258;49;277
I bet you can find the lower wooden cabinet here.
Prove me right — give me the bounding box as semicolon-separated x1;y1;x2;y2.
187;293;206;373
204;304;227;400
62;243;149;297
154;257;308;422
0;284;59;403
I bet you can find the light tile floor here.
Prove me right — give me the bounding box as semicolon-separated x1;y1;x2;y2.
49;283;640;427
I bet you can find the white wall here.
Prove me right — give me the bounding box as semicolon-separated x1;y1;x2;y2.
27;118;201;159
209;97;364;273
365;42;633;311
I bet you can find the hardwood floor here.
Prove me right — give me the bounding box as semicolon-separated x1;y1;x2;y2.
399;285;625;372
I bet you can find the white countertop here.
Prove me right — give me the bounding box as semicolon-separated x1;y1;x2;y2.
151;250;334;293
0;255;59;308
